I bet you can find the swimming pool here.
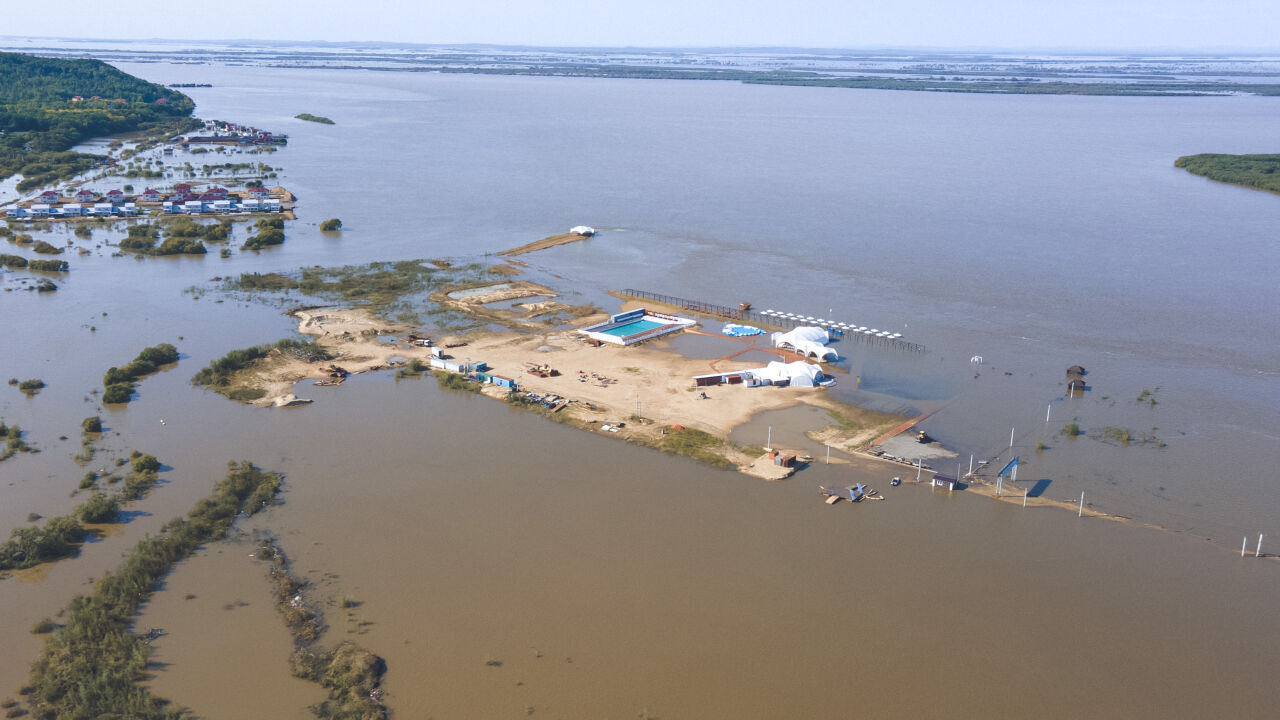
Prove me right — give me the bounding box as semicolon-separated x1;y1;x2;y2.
599;318;665;337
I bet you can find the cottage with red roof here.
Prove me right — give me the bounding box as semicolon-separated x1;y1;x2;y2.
174;183;192;195
141;188;161;202
38;190;59;203
247;186;269;200
105;189;124;204
205;187;229;199
75;189;95;203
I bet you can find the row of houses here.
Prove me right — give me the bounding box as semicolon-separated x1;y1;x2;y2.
164;198;282;215
34;185;271;206
9;197;282;219
9;203;139;219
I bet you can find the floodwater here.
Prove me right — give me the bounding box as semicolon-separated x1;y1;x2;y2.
132;376;1280;718
1;48;1278;717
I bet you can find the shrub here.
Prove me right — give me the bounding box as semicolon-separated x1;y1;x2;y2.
131;453;160;474
436;372;482;393
30;619;57;634
17;379;44;393
101;343;179;403
31;241;61;254
154;237;206;255
1061;423;1082;437
0;516;87;571
241;227;284;251
27;259;68;271
75;492;120;523
82;416;102;433
102;383;132;404
320;218;342;231
118;235;157;250
0;254;27;268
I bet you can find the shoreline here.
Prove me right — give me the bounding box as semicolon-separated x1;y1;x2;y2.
227;305;1279;554
244;306;902;475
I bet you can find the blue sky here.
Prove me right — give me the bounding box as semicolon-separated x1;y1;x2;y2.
6;0;1279;50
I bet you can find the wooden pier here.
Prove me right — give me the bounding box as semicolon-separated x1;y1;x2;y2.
618;289;925;353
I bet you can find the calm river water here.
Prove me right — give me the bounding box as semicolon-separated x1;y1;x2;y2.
1;56;1277;717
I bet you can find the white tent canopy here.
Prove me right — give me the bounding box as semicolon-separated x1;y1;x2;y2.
772;326;837;361
755;360;824;388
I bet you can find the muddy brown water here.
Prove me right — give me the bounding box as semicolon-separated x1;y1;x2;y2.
6;375;1264;719
1;53;1278;718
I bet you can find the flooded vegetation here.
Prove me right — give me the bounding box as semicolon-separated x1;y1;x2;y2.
14;461;280;720
255;535;388;719
0;452;160;574
191;339;332;402
102;343;179;404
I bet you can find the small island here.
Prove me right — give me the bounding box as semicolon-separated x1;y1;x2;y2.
295;113;335;125
1175;153;1280;195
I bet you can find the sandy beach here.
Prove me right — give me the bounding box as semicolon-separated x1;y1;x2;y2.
248;307;900;470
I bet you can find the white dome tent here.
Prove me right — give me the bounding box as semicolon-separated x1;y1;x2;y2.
755;360;825;388
771;326;838;361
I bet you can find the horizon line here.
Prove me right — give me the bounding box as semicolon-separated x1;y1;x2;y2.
1;35;1278;56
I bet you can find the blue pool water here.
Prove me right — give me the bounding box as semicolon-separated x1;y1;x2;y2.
600;318;665;337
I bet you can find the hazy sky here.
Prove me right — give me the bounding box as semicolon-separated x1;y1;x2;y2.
6;0;1279;50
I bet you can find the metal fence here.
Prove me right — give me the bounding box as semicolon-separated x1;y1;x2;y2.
618;289;925;353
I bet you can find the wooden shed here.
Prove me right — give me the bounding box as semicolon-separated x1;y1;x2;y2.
932;473;960;491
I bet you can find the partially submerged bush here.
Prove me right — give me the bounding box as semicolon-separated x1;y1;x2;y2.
102;383;133;404
27;259;68;272
75;492;120;524
0;516;87;571
290;642;387;720
102;343;179;404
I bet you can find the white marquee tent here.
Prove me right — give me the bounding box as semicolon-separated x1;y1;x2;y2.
771;326;837;361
